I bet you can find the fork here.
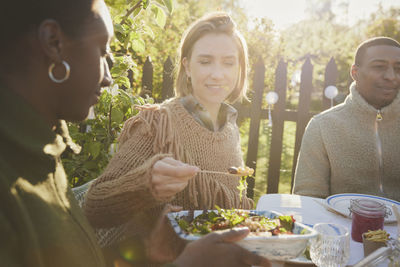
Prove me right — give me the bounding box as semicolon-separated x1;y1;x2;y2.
392;204;400;238
198;170;239;177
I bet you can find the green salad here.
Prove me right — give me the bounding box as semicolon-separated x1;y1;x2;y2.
176;207;297;236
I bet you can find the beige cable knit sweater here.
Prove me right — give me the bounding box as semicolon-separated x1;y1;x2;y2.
293;83;400;201
84;97;253;235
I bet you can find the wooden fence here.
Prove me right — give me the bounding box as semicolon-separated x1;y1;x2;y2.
140;55;339;198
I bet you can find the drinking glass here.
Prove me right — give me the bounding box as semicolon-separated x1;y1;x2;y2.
310;223;350;267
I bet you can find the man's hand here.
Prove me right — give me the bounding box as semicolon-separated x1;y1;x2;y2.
151;157;199;199
146;205;186;263
173;228;271;267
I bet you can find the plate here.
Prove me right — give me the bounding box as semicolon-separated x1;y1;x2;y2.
326;193;400;223
167;209;318;261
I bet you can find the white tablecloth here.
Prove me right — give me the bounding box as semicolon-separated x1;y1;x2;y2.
256;194;398;266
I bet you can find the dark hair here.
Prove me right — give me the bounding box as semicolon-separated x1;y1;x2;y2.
354;37;400;66
0;0;96;47
0;0;98;79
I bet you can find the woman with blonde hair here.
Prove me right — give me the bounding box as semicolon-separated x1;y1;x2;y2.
84;11;254;265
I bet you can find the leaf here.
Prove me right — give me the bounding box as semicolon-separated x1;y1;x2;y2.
118;89;133;103
199;224;211;234
114;76;130;88
142;0;150;9
162;0;174;14
123;35;130;50
155;0;173;14
111;108;124;124
230;213;245;226
131;6;142;19
278;215;295;232
70;177;80;187
114;23;125;35
131;38;146;53
143;24;155;39
178;219;189;231
146;96;155;104
110;66;122;77
215;205;222;214
86;142;101;159
151;4;166;28
134;96;146;105
207;211;219;222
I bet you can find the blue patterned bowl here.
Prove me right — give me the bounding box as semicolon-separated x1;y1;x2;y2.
167;209;317;261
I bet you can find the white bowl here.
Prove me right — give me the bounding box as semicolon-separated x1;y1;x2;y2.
167;209;318;261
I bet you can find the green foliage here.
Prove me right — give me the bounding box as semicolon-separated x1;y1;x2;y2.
105;0;176;94
63;0;172;187
280;18;356;98
363;7;400;41
63;90;154;187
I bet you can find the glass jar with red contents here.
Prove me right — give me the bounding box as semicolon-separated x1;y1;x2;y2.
350;198;387;242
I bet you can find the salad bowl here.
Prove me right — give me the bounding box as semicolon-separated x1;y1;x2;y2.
167;209;318;261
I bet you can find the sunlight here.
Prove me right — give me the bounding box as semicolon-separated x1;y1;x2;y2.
278;194;303;208
242;0;400;30
242;0;307;29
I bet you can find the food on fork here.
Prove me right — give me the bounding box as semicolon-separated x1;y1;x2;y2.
228;166;254;176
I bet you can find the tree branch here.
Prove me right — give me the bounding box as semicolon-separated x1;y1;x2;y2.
121;0;143;24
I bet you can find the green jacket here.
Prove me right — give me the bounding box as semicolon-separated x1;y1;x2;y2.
0;87;106;267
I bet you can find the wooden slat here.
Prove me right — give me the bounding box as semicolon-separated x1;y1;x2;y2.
141;56;153;96
267;59;287;194
161;56;174;101
245;58;265;175
291;57;313;191
323;57;338;110
127;69;133;90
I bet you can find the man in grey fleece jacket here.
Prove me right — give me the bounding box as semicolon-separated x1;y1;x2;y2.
293;37;400;202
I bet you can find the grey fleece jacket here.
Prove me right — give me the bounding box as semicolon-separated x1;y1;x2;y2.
293;83;400;201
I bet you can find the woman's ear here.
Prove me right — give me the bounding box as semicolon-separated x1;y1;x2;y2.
182;57;190;77
350;64;358;81
37;19;64;63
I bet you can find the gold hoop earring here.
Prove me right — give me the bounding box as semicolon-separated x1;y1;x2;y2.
48;61;70;83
